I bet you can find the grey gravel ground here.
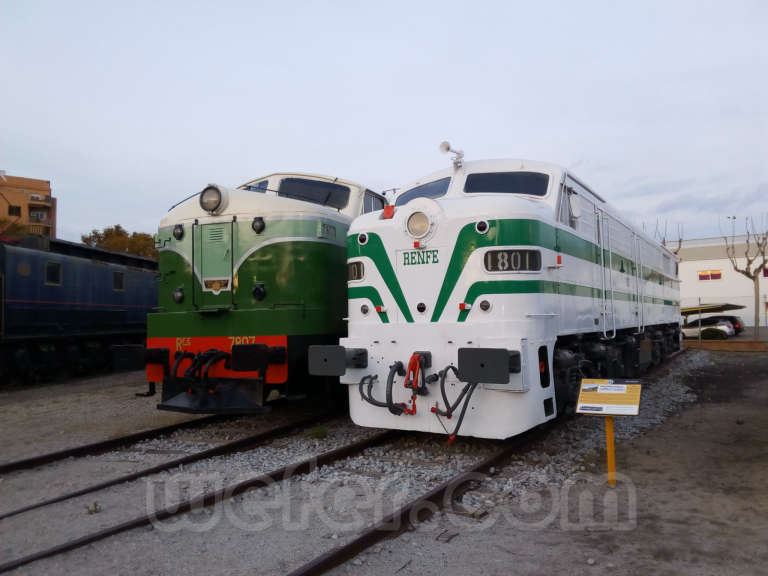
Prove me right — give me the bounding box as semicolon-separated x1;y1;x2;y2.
0;418;379;566
3;349;751;576
0;410;318;517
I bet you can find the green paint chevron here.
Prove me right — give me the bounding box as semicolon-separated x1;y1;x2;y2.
348;285;390;323
347;233;414;322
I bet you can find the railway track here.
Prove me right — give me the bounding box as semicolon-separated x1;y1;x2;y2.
0;414;224;474
285;427;546;576
0;428;399;574
0;412;329;521
0;425;547;575
0;350;689;574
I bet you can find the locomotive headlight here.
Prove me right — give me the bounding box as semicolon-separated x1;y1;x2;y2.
200;186;222;212
173;287;184;303
252;217;265;234
172;224;184;240
406;211;430;238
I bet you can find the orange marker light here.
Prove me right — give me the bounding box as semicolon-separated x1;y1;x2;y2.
382;205;395;219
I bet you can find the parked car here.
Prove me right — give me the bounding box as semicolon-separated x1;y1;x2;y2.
697;315;746;335
681;319;735;339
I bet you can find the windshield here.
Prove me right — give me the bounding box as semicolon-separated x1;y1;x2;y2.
277;178;350;209
395;177;451;207
464;172;549;196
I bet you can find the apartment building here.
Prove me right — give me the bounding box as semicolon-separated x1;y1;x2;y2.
0;171;57;238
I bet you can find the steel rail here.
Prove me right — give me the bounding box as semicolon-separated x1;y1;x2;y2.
0;413;330;521
0;414;224;475
284;426;547;576
0;430;399;575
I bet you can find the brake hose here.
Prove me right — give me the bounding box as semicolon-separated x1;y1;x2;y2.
358;375;389;408
446;382;479;444
386;361;406;415
431;365;472;418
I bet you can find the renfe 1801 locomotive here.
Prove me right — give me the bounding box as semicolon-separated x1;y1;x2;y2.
309;145;681;440
145;173;385;413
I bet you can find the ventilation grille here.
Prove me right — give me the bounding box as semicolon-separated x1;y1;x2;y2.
206;226;225;242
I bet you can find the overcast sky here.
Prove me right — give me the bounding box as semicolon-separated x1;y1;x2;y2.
1;0;766;242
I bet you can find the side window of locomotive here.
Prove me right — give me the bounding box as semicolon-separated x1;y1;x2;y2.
242;180;268;193
363;191;385;213
348;261;364;281
113;271;125;291
558;188;579;229
394;177;451;207
464;172;549;196
45;261;62;286
278;178;350;209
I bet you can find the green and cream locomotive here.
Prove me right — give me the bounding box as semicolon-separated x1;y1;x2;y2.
310;144;681;440
145;173;385;413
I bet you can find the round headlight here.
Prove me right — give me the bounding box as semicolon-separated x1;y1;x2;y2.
173;224;184;240
252;217;265;234
173;287;184;303
200;186;222;212
252;283;266;301
407;211;430;238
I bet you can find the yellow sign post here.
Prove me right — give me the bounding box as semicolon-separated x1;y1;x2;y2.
576;378;642;486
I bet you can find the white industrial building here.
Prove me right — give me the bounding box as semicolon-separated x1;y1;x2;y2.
677;236;768;327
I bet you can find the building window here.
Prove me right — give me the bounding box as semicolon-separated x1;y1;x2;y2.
113;271;125;291
8;205;21;217
29;209;48;222
45;261;62;286
698;269;722;281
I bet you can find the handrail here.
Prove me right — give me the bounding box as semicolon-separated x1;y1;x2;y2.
597;208;608;338
606;214;617;339
638;236;645;333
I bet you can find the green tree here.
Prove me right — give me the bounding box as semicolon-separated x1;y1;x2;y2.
82;225;157;260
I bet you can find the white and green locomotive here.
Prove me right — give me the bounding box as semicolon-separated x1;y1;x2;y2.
310;145;680;440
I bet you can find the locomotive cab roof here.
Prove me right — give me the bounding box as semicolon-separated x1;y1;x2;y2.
391;158;676;260
161;172;381;228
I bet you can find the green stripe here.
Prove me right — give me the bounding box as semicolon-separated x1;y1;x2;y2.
433;219;677;322
457;280;678;322
348;233;414;322
348;286;390;323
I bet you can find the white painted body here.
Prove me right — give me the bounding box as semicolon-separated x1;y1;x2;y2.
341;159;680;439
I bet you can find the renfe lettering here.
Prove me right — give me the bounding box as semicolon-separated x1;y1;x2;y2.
403;250;439;266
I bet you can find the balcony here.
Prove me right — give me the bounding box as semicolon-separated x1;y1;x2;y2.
28;223;52;236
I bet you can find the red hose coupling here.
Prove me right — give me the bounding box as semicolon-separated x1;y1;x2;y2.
446;434;457;445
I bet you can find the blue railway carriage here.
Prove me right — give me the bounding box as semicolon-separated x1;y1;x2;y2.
0;236;157;381
310;149;681;440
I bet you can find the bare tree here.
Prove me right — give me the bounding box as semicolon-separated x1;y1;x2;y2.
724;217;768;338
662;223;683;256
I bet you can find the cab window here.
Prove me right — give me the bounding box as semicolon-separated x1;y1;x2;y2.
395;177;451;207
277;178;350;209
242;180;268;192
363;190;385;213
464;172;549;196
